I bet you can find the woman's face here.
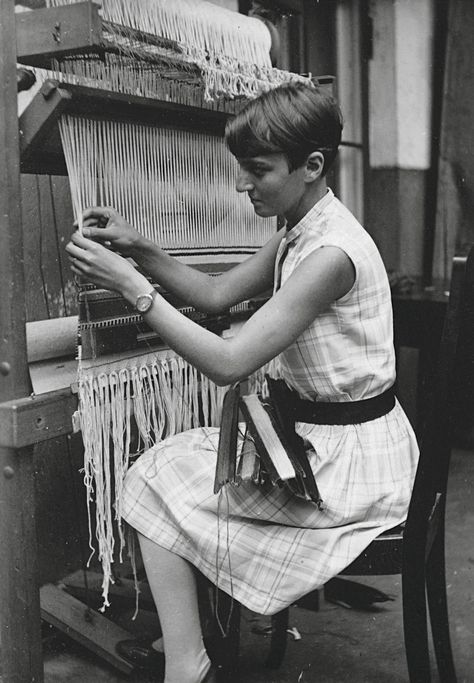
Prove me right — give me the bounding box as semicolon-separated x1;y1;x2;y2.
235;152;307;224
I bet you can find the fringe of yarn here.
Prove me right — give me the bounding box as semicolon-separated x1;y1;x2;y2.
78;351;279;609
29;58;240;113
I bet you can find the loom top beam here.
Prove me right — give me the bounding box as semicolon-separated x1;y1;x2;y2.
16;2;104;66
15;1;274;75
19;79;231;175
16;2;183;67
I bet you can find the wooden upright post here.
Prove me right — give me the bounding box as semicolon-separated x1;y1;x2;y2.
0;0;44;680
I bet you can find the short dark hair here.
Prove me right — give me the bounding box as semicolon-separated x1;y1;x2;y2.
225;82;343;175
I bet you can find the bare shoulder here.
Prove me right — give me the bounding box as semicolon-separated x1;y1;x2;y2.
289;245;356;301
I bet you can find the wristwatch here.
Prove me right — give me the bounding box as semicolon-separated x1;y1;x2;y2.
134;288;157;314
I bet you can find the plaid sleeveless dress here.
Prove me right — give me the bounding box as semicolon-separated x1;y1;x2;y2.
122;190;419;615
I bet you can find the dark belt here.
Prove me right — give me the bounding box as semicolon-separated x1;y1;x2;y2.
291;386;396;425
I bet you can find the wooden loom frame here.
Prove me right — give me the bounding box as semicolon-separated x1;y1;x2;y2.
0;1;43;679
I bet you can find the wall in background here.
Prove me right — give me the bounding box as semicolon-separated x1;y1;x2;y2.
336;0;365;223
433;0;474;283
367;0;434;277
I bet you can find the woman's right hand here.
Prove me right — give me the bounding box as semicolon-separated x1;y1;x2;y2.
77;207;143;257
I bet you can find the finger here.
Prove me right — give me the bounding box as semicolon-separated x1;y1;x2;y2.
82;206;115;221
75;207;116;229
70;262;83;276
82;226;115;240
70;231;97;248
68;254;82;270
69;232;85;247
82;217;102;228
66;240;89;258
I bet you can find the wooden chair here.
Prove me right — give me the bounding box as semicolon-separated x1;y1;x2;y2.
212;246;474;681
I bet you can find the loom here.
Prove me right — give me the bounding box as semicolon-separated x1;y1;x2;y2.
17;0;299;361
16;0;332;646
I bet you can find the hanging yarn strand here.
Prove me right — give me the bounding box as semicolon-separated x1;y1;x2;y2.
78;340;280;608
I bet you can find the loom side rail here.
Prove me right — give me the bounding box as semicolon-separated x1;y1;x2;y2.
19;80;231;175
19;80;72;174
1;1;44;679
0;388;78;449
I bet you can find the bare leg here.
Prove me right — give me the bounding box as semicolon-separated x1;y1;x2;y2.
138;532;211;683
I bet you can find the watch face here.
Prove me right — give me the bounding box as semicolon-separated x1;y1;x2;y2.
136;293;153;313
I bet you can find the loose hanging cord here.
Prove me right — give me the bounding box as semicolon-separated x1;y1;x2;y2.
65;433;95;619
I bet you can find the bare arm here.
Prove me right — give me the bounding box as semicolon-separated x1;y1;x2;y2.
67;233;355;385
129;229;284;313
80;207;283;313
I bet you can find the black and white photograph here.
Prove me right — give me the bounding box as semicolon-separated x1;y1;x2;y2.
1;0;473;681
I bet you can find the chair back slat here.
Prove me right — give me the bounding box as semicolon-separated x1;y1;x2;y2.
405;246;474;536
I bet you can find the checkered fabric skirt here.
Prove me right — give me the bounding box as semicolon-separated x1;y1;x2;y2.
122;400;418;615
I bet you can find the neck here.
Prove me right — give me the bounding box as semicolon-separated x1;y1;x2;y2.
285;180;328;230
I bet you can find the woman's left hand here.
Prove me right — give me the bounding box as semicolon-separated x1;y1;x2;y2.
66;231;142;294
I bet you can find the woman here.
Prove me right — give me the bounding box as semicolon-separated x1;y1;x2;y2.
67;82;419;683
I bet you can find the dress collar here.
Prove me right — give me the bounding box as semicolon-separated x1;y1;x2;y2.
284;188;334;244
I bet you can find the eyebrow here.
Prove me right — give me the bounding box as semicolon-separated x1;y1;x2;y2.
238;157;275;169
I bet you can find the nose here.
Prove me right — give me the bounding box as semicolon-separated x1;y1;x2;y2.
236;169;254;193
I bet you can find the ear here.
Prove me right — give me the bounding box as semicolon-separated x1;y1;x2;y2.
304;151;324;182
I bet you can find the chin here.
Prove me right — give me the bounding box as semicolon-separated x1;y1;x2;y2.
252;204;276;218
